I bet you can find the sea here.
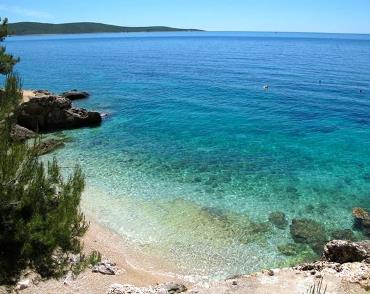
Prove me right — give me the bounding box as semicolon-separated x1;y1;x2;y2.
5;31;370;280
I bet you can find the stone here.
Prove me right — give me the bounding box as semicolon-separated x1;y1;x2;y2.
262;269;274;276
159;283;187;293
290;218;327;253
36;138;65;155
15;279;30;291
92;260;118;275
268;211;288;229
323;240;370;263
277;243;302;256
61;90;90;100
63;271;74;285
362;219;370;236
331;229;356;241
17;94;102;132
10;124;36;142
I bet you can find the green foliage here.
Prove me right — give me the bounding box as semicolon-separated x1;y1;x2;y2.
0;18;19;75
70;251;102;276
0;18;89;285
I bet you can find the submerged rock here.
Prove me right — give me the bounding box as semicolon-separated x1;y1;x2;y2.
353;207;370;229
323;240;370;263
277;243;304;256
268;211;288;229
290;218;327;253
331;229;356;241
17;95;101;131
61;90;90;100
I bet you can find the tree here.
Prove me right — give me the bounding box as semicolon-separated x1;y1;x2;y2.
0;18;89;285
0;18;19;75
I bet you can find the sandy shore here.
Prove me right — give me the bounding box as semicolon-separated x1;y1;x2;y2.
16;219;369;294
20;220;188;294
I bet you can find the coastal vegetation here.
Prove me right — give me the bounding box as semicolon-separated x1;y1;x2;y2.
8;22;201;35
0;17;91;285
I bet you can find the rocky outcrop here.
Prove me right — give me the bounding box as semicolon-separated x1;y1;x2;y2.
323;240;370;264
61;90;90;100
10;124;36;141
17;94;101;132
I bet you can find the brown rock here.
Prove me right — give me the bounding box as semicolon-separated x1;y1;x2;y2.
61;90;90;100
17;95;101;132
10;124;36;142
36;139;65;155
323;240;370;263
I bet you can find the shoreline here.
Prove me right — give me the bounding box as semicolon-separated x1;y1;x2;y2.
19;218;370;293
20;218;190;294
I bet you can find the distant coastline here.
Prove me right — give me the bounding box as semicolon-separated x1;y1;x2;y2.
8;22;202;36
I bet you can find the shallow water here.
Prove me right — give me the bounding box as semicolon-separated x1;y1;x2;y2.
5;31;370;279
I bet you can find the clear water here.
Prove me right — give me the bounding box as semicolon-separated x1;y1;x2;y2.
5;32;370;279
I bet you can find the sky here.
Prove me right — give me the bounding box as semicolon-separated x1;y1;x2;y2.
0;0;370;34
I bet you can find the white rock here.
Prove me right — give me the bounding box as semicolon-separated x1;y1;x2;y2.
16;279;30;290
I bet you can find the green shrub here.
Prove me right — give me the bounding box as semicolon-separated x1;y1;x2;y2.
0;17;89;285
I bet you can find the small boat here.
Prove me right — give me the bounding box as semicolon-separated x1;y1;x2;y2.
263;85;269;90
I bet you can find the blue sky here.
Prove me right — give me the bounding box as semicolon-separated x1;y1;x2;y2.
1;0;369;33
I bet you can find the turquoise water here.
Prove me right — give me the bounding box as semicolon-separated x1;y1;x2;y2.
6;32;370;279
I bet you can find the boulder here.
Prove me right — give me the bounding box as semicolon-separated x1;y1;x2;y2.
61;90;90;100
323;240;370;263
363;219;370;236
17;95;101;132
277;243;304;256
15;279;30;291
10;124;36;142
331;229;356;241
92;260;118;275
268;211;288;229
290;218;327;253
352;207;370;236
36;138;65;155
160;282;187;293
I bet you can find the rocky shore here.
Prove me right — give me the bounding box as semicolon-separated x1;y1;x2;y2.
6;230;369;294
8;89;103;154
16;89;101;133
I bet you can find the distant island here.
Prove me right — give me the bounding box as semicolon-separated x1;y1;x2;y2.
8;22;202;35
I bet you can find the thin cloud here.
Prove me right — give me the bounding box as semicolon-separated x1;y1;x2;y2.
0;4;52;19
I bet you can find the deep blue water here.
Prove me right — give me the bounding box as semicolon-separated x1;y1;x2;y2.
5;32;370;279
